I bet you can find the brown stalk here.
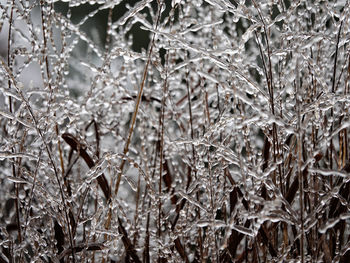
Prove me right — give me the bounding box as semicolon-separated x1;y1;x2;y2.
174;238;190;263
223;169;278;259
54;220;65;258
58;242;106;260
93;120;100;158
143;199;151;263
285;176;299;205
295;62;305;262
132;161;142;246
157;12;169;251
162;160;177;205
331;21;343;94
262;135;271;172
253;4;285;213
114;1;163;198
118;217;141;263
61;133;111;200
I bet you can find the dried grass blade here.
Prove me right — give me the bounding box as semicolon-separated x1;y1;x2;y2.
58;242;106;260
118;217;141;263
285;176;299;204
54;220;65;257
62;133;111;200
259;225;277;257
174;238;189;263
262;135;270;171
163;160;177;204
143;210;150;263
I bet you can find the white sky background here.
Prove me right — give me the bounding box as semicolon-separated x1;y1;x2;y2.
0;1;45;91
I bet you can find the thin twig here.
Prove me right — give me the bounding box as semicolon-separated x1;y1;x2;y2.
114;1;163;198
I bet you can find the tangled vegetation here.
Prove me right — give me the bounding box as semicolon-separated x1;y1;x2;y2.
1;0;350;262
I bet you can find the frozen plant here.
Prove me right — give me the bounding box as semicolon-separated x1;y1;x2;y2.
1;0;350;262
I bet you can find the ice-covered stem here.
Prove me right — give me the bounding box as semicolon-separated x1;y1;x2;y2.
6;1;23;252
0;57;75;262
40;1;76;261
295;58;304;263
114;1;163;198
